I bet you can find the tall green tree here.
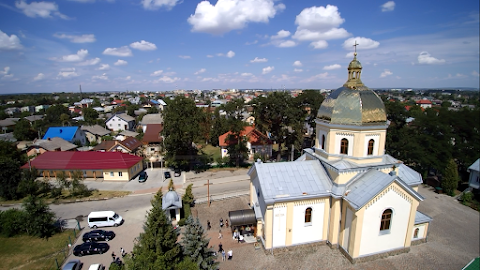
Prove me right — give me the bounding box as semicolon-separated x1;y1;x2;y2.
294;90;324;138
181;216;218;270
22;195;56;239
442;159;460;196
222;99;248;167
13;119;37;141
210;108;229;147
163;96;201;169
127;190;182;270
0;141;25;200
82;107;99;124
44;104;70;125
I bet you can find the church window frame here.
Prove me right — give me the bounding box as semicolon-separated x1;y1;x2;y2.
305;207;312;225
414;228;419;238
340;138;349;155
321;135;326;150
379;209;393;234
367;139;375;155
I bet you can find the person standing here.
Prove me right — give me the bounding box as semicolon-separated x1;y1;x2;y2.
225;219;229;228
219;217;224;228
207;220;211;230
218;230;223;239
222;250;226;261
111;252;116;261
120;247;124;257
218;242;223;252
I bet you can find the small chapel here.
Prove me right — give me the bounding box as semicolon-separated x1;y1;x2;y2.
248;51;432;263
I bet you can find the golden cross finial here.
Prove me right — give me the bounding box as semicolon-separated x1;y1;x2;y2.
353;40;359;53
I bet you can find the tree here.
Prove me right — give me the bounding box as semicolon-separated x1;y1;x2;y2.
182;184;194;206
22;195;56;239
163;96;201;169
168;179;175;191
442;159;460;196
44;104;70;125
127;190;182;270
181;216;218;270
0;141;24;200
147;106;159;114
127;104;140;117
13;119;37;141
294;90;324;139
17;167;40;197
210;109;229;147
82;107;99;124
222;99;248;167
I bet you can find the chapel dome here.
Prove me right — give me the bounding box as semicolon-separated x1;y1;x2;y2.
164;190;180;204
317;52;387;126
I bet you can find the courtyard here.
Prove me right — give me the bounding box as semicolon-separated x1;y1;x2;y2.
194;185;479;270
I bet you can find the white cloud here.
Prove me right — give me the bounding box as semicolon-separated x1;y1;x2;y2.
33;73;45;81
0;30;23;50
114;59;128;66
78;57;101;66
142;0;181;10
380;69;393;77
276;40;297;48
206;54;214;58
179;55;191;59
292;5;350;42
51;49;88;62
343;37;380;50
445;73;467;79
0;67;15;80
294;68;303;72
92;73;108;80
293;60;302;67
310;40;328;49
57;68;78;79
53;33;95;43
194;68;206;75
323;64;341;70
245;40;258;45
98;64;110;70
130;40;157;51
241;73;253;76
381;1;395;12
226;50;235;58
262;66;274;74
0;67;10;76
188;0;285;35
201;77;220;82
103;46;133;57
472;70;479;77
150;70;164;76
15;0;70;19
304;72;332;82
154;76;180;83
250;57;268;63
271;30;290;39
417;51;445;64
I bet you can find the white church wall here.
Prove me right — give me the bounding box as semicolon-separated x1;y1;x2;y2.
359;188;411;256
272;204;287;248
291;201;324;245
342;206;354;253
335;132;354;155
412;224;426;240
364;134;380;156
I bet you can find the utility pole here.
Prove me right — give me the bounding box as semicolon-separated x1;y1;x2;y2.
291;144;294;161
207;179;210;207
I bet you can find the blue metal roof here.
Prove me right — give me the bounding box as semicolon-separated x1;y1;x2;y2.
42;126;79;141
468;158;480;173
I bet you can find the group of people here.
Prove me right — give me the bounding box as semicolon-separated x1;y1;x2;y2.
111;247;130;264
216;242;232;261
207;218;229;230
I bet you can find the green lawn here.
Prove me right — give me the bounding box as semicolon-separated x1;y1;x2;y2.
199;144;221;161
0;229;79;270
0;190;131;206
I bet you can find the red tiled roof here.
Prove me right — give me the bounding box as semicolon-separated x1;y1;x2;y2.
142;124;163;143
21;151;142;170
118;136;142;151
416;100;432;104
219;126;272;147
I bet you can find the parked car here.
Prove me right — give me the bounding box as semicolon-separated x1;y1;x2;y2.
138;171;148;183
62;260;82;270
174;168;181;177
82;230;115;242
88;263;105;270
73;242;109;257
164;171;171;179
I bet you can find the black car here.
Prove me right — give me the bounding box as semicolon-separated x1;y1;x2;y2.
174;168;181;177
82;230;115;242
164;171;171;179
138;171;148;183
73;242;109;257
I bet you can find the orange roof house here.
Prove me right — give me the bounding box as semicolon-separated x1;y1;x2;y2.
219;126;273;160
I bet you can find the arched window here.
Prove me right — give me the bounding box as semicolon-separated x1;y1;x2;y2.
380;209;392;231
340;138;348;155
305;207;312;223
321;135;326;150
368;139;374;155
414;228;419;238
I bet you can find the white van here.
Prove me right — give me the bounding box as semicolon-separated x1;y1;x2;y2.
87;211;123;229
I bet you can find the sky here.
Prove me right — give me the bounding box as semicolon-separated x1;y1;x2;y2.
0;0;479;93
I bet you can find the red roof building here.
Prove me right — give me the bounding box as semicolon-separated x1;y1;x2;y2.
219;126;273;160
21;151;144;181
416;99;432;109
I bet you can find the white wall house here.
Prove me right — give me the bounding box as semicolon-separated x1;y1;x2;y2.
468;159;480;190
105;113;136;132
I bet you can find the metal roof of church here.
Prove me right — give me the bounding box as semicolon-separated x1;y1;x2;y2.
414;211;432;224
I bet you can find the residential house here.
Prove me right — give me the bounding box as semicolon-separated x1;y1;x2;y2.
0;118;19;133
21;106;36;113
24;115;44;124
4;107;20;116
42;126;87;146
21;151;144;181
74;98;94;108
35;105;50;113
93;137;142;154
219;126;273;160
81;125;111;144
105;113;136;132
142;124;163;156
416;99;432;109
467;158;480;190
139;113;163;133
27;137;77;156
115;130;139;141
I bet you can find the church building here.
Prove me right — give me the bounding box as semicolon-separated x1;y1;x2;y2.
248;51;432;263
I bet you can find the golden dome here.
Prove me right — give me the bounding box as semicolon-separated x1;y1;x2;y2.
317;52;387;126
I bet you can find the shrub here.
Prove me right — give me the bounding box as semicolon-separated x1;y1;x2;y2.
461;192;473;205
0;208;27;237
178;218;186;227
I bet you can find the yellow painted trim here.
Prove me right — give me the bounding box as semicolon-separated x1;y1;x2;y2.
350;207;365;258
323;198;330;240
339;199;348;247
285;202;294;245
328;198;341;245
265;207;273;249
404;199;419;247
